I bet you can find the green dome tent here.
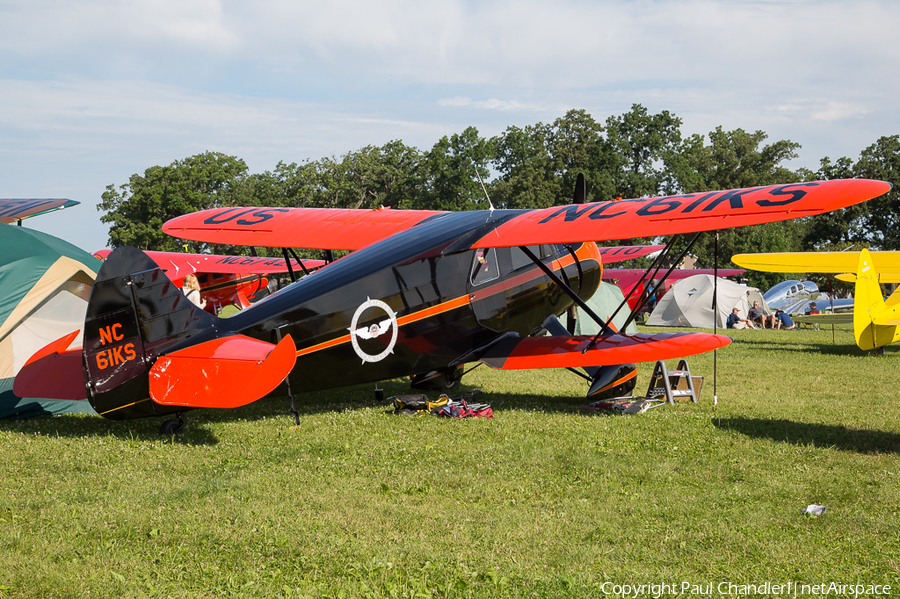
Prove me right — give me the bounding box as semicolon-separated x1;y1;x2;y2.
572;281;638;335
0;224;101;418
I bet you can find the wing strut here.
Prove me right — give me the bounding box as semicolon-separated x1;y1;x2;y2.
617;232;704;333
281;248;296;282
519;246;615;336
280;247;312;282
570;232;704;355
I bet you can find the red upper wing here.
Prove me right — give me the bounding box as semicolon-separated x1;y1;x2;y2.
0;198;80;224
161;179;888;251
94;249;325;276
163;206;447;250
472;179;890;248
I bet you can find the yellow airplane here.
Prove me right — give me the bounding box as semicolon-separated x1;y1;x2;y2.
733;249;900;351
853;249;900;350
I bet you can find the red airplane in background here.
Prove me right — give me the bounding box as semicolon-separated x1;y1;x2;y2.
93;249;327;313
15;178;890;433
604;268;745;311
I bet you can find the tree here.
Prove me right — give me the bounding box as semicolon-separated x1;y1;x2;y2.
491;110;608;209
663;128;803;290
491;121;564;210
419;127;493;211
99;152;250;251
799;156;868;250
319;141;423;210
853;135;900;250
604;104;683;199
245;160;322;208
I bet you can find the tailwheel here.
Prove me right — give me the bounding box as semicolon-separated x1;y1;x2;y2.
410;366;464;393
159;414;185;435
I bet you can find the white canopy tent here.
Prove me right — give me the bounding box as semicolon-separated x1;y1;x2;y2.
646;274;770;328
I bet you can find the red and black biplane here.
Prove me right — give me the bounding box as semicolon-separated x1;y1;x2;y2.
14;179;890;431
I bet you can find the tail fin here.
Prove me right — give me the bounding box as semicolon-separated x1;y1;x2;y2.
83;247;295;419
83;247;219;418
853;248;900;351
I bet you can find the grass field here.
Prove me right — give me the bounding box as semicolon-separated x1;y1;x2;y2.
1;325;899;597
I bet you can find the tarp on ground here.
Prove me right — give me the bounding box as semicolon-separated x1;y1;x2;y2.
0;224;100;418
572;281;638;335
645;274;769;328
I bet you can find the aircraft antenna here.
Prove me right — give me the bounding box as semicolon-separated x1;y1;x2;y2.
713;231;719;411
474;164;496;213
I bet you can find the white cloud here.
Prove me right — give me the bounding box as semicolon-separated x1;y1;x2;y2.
438;96;546;112
0;0;238;55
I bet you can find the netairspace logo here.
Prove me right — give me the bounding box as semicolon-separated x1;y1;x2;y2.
599;581;892;598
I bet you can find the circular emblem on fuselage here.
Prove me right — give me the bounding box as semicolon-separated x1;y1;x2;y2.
349;298;398;363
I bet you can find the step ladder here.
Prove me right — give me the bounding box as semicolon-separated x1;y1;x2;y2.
646;359;698;405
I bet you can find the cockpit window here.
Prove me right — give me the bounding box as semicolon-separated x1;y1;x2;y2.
471;248;500;286
509;246;533;272
541;245;560;258
509;245;556;272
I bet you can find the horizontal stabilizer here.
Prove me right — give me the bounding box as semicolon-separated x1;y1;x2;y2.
148;334;296;409
793;313;854;325
479;332;731;370
836;272;900;284
13;330;87;401
874;316;900;327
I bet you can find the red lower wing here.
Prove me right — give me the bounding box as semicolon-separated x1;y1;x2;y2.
479;332;731;370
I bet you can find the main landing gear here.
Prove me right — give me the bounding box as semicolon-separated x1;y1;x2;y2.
159;413;185;435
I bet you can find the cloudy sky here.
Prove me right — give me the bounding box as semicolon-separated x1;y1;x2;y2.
2;0;898;252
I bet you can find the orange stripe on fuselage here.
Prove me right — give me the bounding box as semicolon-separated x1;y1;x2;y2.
295;333;353;358
595;369;637;394
294;294;471;358
99;396;151;416
397;294;470;326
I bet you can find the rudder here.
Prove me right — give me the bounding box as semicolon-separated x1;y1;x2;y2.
84;246;218;419
853;248;900;351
